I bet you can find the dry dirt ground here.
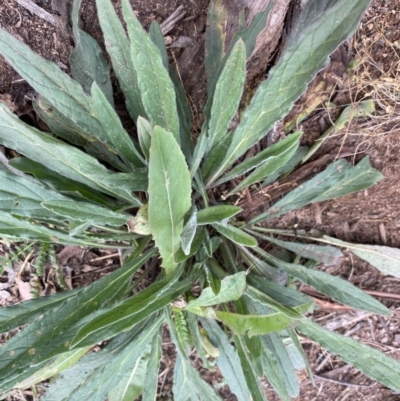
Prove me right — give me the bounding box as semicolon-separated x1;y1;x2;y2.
1;0;400;400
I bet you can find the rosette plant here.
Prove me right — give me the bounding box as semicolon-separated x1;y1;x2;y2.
0;0;400;399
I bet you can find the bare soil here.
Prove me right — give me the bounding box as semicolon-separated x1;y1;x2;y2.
1;0;400;400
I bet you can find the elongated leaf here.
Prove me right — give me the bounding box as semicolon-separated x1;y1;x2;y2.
0;251;153;392
247;274;312;308
250;157;383;224
212;223;257;247
194;40;246;176
170;68;193;162
262;146;309;187
202;319;251;401
261;341;292;401
0;27;107;141
321;236;400;278
234;335;268;401
107;356;148;401
0;289;78;334
71;0;113;103
205;0;228;80
197;205;242;225
137;116;152;161
69;320;161;401
91;83;145;168
0;211;121;248
122;0;180;141
0;167;69;221
15;347;91;390
224;132;302;195
9;157;115;208
173;352;223;401
0;105;143;206
33;96;90;147
210;131;301;188
245;296;299;397
95;0;145;121
148;126;191;273
245;286;312;319
142;327;162;401
254;247;390;315
70;275;192;348
42;200;129;227
216;309;299;337
149;20;168;69
40;328;141;401
175;228;206;263
186;272;246;310
298;319;400;392
180;208;197;255
205;0;372;184
265;236;344;266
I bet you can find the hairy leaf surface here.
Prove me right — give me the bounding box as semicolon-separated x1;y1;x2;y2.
148;127;191;273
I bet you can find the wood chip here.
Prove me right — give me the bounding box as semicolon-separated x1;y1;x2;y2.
13;0;57;26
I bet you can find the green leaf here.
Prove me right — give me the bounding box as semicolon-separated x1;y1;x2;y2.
91;82;145;168
41;200;129;227
170;68;193;162
142;326;162;401
0;211;120;248
0;167;69;221
0;104;143;206
70;0;113;104
233;335;268;401
149;20;168;69
247;274;312;308
70;274;192;348
254;247;390;315
173;352;223;401
95;0;145;121
194;39;246;176
321;236;400;279
15;347;91;390
43;318;162;401
175;228;206;263
137;116;152;161
0;26;106;142
262;146;309;187
122;0;180;142
233;298;264;376
201;319;251;401
216;309;299;337
9;157;115;208
205;0;372;184
148;126;191;273
186;272;246;310
265;236;344;266
245;285;312;319
107;356;148;401
250;157;383;224
244;297;299;397
205;0;228;81
223;132;302;195
212;223;257;247
180;208;197;256
196;205;242;225
33;96;90;147
298;319;400;392
211;132;301;188
0;289;78;333
0;251;153;392
261;336;296;400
